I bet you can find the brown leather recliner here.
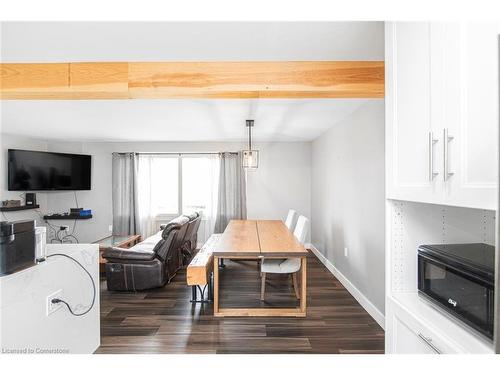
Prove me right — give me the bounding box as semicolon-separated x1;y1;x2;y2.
178;212;201;266
162;215;190;278
186;212;202;252
103;215;190;291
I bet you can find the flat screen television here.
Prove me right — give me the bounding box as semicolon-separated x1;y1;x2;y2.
8;149;91;191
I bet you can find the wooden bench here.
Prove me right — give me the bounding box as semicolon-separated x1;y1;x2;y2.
186;233;221;302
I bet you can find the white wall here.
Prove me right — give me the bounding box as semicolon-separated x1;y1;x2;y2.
45;141;112;244
311;100;385;314
246;142;311;221
1;135;311;243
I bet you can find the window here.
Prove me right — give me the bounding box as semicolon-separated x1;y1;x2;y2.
137;155;179;218
150;156;179;215
137;153;220;240
182;156;218;214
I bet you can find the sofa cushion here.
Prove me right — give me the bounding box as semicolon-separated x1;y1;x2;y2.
103;246;156;261
135;231;162;248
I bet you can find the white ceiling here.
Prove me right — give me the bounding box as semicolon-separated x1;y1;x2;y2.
0;22;384;61
0;22;383;142
0;99;372;142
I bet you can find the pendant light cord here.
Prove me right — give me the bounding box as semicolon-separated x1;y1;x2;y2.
246;119;254;151
249;124;252;150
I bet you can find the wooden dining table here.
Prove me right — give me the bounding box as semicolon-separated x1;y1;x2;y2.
213;219;308;317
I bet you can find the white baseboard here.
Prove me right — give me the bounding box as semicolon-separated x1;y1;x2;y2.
306;243;385;330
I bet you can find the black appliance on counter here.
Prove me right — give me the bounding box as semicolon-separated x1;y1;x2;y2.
418;243;495;340
0;220;36;276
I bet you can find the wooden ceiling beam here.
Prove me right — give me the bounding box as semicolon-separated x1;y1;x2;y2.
0;63;70;99
1;61;384;99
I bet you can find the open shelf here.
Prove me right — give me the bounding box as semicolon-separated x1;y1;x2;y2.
0;204;40;212
386;200;497;353
43;214;93;220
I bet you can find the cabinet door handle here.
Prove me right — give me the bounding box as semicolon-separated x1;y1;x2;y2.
443;128;454;181
418;333;442;354
428;131;439;181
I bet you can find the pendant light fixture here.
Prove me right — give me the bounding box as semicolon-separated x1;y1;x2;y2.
242;119;259;170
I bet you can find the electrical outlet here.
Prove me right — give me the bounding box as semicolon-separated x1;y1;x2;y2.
344;247;349;257
46;289;63;316
108;224;113;232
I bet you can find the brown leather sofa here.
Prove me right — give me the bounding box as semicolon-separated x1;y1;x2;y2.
103;213;199;291
181;212;201;263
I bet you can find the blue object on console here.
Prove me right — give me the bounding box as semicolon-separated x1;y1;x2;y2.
79;209;92;217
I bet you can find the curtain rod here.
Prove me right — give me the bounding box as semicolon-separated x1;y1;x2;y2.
112;151;239;156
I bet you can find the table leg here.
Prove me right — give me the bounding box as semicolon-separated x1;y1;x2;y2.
208;274;213;301
212;255;305;318
214;256;220;315
300;256;307;315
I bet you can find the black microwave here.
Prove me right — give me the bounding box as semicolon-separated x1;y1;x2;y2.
418;243;495;340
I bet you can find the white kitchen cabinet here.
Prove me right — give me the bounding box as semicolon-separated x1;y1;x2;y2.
386;296;460;354
386;22;499;210
385;23;443;204
441;23;500;209
388;312;437;354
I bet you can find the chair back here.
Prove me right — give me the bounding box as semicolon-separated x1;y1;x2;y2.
285;209;298;231
293;215;309;245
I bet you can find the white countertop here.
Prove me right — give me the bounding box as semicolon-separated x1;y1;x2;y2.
0;244;100;354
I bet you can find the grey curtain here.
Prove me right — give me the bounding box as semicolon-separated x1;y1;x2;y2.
112;153;139;235
214;152;247;233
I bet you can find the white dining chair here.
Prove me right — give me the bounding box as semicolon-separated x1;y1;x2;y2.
293;215;309;244
284;209;298;231
260;215;309;301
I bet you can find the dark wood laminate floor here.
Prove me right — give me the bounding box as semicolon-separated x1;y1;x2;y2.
96;251;385;354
